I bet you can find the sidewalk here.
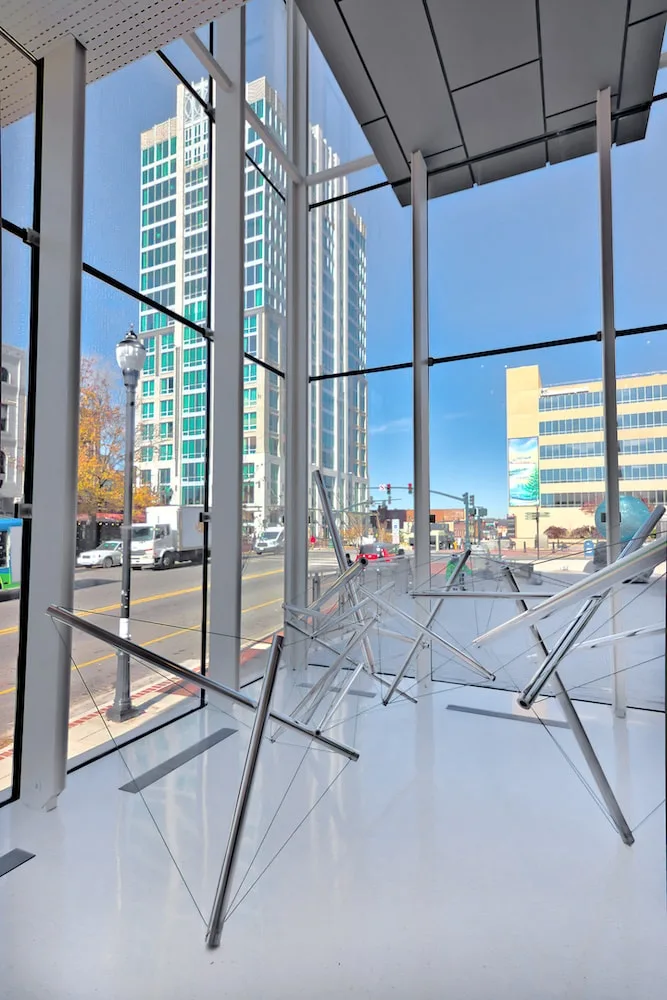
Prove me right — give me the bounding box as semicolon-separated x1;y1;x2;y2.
0;632;276;793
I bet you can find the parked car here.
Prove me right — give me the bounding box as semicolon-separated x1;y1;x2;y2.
76;540;123;569
356;543;401;562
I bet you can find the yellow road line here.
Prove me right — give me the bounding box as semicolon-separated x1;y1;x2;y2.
0;595;283;697
0;567;283;638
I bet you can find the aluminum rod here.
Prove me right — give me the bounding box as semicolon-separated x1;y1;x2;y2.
46;606;359;761
317;663;366;732
206;634;283;948
503;568;633;845
288;621;417;704
474;536;666;646
360;588;493;680
314;470;377;674
272;619;376;742
413;590;560;600
383;550;472;705
575;623;664;649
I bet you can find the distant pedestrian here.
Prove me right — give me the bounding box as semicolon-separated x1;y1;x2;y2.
345;552;353;567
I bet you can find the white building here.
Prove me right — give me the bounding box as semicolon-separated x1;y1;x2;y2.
136;77;369;531
0;343;27;513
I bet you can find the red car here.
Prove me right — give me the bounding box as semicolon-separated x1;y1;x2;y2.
355;543;403;562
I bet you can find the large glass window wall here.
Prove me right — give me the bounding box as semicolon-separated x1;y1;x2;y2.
0;39;37;803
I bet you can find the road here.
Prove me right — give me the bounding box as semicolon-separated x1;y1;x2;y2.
0;551;341;746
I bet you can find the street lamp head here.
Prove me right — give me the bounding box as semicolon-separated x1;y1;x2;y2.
116;327;146;377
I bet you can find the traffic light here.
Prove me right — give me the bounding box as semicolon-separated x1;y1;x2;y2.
462;491;468;507
407;482;413;495
386;483;392;502
469;494;475;509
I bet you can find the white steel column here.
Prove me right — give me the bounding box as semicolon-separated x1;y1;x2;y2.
20;37;86;809
284;0;309;666
596;87;625;718
411;151;432;696
412;151;431;590
208;7;245;690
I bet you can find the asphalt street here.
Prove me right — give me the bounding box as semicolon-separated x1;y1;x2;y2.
0;551;341;746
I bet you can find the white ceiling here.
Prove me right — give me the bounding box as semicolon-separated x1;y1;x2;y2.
297;0;666;204
0;0;245;124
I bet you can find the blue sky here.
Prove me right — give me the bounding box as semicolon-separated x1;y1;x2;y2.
2;0;666;516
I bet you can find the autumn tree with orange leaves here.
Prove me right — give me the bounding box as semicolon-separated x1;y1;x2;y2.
78;358;157;519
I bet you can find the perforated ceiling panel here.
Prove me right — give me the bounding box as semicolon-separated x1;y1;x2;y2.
297;0;666;205
0;0;245;124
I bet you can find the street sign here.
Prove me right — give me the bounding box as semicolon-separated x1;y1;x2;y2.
392;519;400;544
583;539;594;558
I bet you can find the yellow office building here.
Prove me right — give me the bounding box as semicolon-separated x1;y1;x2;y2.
506;365;667;546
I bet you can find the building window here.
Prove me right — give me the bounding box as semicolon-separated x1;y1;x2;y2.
142;424;154;442
0;404;7;433
140;446;153;463
243;436;257;455
141;470;152;487
143;380;155;397
160;351;175;373
243;463;255;481
141;403;155;420
159;444;173;462
160;399;174;418
160;377;174;395
160;421;173;439
243;412;257;432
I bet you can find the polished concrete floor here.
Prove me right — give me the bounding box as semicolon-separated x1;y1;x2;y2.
0;664;664;1000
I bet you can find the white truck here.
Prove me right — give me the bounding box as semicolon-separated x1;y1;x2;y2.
131;505;209;570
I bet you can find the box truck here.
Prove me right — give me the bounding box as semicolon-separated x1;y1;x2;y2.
131;506;209;569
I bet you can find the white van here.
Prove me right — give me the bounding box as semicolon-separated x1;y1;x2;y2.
254;526;285;555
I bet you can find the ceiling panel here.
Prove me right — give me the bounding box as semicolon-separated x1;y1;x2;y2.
340;0;462;158
472;143;546;185
548;124;597;164
362;117;410;182
629;0;667;21
617;14;665;143
0;0;245;125
539;0;628;117
426;0;539;91
297;0;383;125
453;61;544;155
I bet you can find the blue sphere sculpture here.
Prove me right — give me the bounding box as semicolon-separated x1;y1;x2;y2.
595;495;650;544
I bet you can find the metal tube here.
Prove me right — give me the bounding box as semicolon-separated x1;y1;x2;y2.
412;590;560;599
519;598;602;709
317;663;365;732
474;536;666;645
360;587;494;680
576;623;664;649
504;568;633;845
206;634;283;948
271;618;377;742
383;550;472;705
46;606;359;762
314;470;376;673
108;371;138;721
306;152;377;187
411;150;431;604
289;622;417;704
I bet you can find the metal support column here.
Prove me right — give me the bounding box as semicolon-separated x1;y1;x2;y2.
20;37;86;809
411;151;431;694
596;86;625;718
284;0;310;667
208;8;245;690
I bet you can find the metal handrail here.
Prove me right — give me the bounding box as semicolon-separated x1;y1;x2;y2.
47;605;359;761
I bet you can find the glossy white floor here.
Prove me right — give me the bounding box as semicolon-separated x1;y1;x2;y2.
0;664;665;1000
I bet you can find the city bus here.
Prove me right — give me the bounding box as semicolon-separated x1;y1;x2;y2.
0;517;22;592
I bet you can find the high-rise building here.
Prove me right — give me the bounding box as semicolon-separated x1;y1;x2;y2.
136;78;369;531
0;343;27;514
506;364;667;545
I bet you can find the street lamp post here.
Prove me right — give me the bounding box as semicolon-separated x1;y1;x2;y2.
107;328;146;722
